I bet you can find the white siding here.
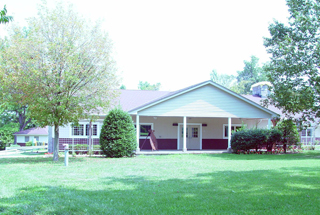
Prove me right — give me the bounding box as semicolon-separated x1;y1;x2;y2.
55;120;104;138
138;85;273;118
17;136;25;143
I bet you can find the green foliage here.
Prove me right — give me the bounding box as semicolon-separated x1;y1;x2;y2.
0;5;13;24
264;0;320;123
0;122;19;149
99;108;136;158
25;141;32;146
231;56;268;94
120;84;126;90
138;81;161;90
276;119;300;153
0;2;118;161
266;129;282;151
210;69;236;89
231;128;282;153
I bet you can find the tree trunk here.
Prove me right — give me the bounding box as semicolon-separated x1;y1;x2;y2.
283;143;287;154
53;124;59;161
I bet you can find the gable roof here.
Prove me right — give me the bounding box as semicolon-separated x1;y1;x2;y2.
241;95;284;116
13;127;48;136
116;89;171;111
126;80;279;117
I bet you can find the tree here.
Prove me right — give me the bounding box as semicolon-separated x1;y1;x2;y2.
138;81;161;90
99;108;136;158
0;5;13;24
210;69;236;89
120;84;126;89
231;56;268;94
264;0;320;125
0;2;118;161
276;119;300;153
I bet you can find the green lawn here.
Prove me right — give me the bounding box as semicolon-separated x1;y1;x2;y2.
0;152;320;215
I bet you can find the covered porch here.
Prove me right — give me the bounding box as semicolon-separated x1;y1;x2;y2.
128;81;278;153
133;115;272;153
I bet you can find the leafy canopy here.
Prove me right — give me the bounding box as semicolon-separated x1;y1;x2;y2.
264;0;320;124
138;81;161;90
210;69;236;89
0;2;118;160
0;5;13;24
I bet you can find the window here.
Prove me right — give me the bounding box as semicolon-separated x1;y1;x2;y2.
134;123;153;137
192;127;198;138
34;136;39;141
302;128;313;137
223;124;243;138
72;125;84;136
72;123;98;137
86;124;97;136
25;136;29;142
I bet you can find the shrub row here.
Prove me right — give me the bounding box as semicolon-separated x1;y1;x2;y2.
231;128;282;153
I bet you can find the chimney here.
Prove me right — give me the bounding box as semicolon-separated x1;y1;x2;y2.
251;81;271;98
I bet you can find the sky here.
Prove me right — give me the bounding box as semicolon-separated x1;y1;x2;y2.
2;0;290;91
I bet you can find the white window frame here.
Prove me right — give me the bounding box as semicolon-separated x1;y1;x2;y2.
70;123;99;138
301;128;313;137
134;123;154;139
223;124;244;139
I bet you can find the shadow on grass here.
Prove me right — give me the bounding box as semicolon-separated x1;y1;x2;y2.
201;150;320;161
1;166;319;215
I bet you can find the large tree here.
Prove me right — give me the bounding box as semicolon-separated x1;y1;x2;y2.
0;2;118;161
0;5;13;24
231;56;268;94
264;0;320;125
210;69;236;89
138;81;161;90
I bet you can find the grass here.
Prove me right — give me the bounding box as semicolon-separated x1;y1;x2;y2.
0;152;320;214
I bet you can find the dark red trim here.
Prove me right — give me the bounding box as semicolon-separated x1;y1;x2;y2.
202;139;228;149
139;139;177;150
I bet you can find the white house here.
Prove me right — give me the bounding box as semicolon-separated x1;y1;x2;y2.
48;80;279;152
14;127;48;146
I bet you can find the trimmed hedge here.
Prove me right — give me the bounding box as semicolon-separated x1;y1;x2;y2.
231;128;282;153
99;108;136;158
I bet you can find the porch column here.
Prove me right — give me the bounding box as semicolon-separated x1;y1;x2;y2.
227;117;232;152
183;116;187;152
267;118;271;129
136;113;140;152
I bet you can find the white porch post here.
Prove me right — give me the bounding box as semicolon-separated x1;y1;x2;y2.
268;118;271;129
227;117;232;152
183;116;187;152
136;113;140;152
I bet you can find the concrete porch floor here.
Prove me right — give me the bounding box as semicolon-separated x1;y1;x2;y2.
135;149;228;155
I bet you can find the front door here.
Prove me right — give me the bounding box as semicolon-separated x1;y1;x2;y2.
179;125;201;150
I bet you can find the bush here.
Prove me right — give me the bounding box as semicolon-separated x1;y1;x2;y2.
266;129;282;152
99;108;136;158
25;141;33;146
276;119;300;153
231;128;282;154
0;141;5;150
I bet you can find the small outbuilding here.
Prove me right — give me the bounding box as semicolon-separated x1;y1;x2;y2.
13;127;48;146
